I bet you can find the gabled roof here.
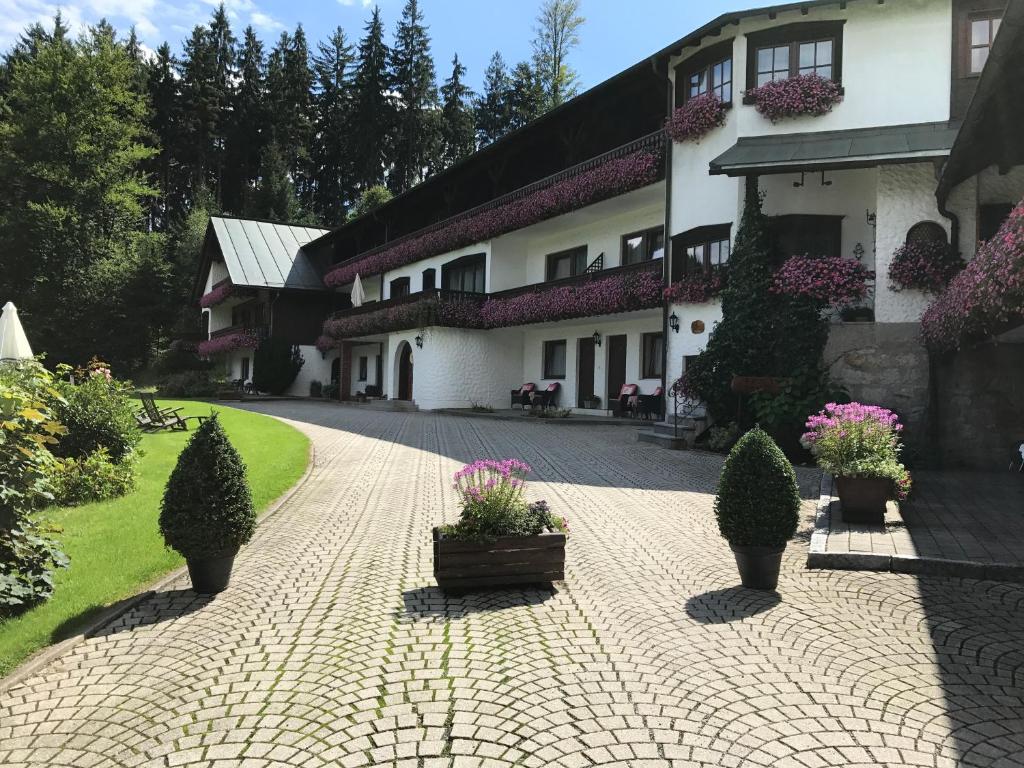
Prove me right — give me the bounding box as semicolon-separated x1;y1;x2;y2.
710;121;959;176
209;217;329;291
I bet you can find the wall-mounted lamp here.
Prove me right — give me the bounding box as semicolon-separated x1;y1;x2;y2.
866;210;877;227
414;334;424;349
592;331;602;347
668;312;680;333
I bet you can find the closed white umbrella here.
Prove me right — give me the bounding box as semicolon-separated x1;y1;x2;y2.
0;302;33;360
351;273;366;308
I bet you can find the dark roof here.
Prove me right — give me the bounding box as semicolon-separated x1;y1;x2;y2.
309;0;855;257
937;0;1024;205
709;121;959;176
208;217;329;291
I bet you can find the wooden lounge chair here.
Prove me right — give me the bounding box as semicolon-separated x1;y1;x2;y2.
136;392;208;432
510;383;536;409
614;384;639;417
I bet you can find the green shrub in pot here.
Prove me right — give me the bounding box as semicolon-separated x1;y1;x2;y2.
159;414;255;593
715;427;800;589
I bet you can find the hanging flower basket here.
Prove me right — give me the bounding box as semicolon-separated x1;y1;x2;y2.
770;255;873;306
663;272;725;304
745;74;843;122
199;279;236;308
665;94;727;143
197;330;260;357
888;240;964;293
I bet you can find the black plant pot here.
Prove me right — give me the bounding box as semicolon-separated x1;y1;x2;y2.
835;475;890;525
730;544;785;591
186;548;239;594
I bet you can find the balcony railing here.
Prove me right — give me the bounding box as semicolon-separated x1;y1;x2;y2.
323;130;667;287
321;260;663;342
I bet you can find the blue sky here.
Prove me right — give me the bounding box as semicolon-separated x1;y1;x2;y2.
0;0;768;92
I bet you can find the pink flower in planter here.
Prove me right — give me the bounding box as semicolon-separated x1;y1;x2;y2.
889;240;964;293
665;94;727;143
324;150;661;287
199;279;235;308
921;198;1024;352
663;272;725;304
746;74;843;122
197;330;260;357
771;255;873;306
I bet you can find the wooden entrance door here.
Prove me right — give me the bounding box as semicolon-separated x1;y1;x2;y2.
606;335;627;405
398;343;413;400
577;337;595;408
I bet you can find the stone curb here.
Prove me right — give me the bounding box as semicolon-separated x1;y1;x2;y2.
806;472;1024;584
0;439;317;696
435;408;644;428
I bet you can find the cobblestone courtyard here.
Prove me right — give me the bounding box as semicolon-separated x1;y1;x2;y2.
2;402;1024;768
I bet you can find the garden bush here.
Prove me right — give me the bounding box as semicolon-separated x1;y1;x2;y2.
52;361;141;464
51;448;136;506
714;428;800;547
159;415;256;559
158;370;224;398
440;459;566;541
0;360;69;616
252;338;304;395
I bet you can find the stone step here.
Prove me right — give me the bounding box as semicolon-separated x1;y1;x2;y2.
653;418;703;436
362;399;419;412
636;430;691;450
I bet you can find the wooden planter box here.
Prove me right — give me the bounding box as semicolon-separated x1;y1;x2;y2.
432;528;566;591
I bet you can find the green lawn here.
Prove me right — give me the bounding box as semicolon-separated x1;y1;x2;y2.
0;401;310;677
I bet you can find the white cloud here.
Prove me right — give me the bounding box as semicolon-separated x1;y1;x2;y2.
337;0;373;8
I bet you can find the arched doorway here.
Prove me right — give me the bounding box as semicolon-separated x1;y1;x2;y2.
397;342;413;401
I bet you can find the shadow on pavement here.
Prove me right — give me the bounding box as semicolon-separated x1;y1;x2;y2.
685;586;782;624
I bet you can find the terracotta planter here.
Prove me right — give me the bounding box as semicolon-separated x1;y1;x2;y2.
835;475;891;525
730;544;785;591
186;548;239;594
433;528;565;592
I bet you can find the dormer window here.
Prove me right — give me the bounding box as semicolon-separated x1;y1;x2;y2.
745;21;845;90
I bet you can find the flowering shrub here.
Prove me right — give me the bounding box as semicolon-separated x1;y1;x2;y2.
440;459;566;541
746;74;843;122
322;295;485;342
771;255;873;306
53;361;141;465
801;402;911;500
197;330;261;357
315;334;335;354
663;272;725;304
665;94;726;143
479;268;662;327
922;200;1024;352
199;279;235;308
889;240;963;293
324;150;661;286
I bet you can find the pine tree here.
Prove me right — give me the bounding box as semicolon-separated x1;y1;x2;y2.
265;26;315;207
146;42;185;228
0;23;160;369
389;0;438;193
225;26;267;215
508;61;545;130
251;142;311;224
475;51;512;146
531;0;584;109
350;7;392;190
312;26;355;223
438;54;475;170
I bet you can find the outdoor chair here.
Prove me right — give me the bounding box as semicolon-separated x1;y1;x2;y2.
510;383;536;409
136;392;208;433
614;384;639;417
637;386;664;421
530;382;560;411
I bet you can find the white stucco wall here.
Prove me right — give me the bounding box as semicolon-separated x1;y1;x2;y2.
665;300;724;389
385;327;524;410
284;346;335;398
382;242;492;297
204;260;229;294
521;312;664;408
349;343;382;394
874;163;952;323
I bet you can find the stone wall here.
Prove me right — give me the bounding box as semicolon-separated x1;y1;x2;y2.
824;322;932;460
932;343;1024;469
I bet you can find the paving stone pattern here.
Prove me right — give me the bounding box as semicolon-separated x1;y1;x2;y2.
2;402;1024;768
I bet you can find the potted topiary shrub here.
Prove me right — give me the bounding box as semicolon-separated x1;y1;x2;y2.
433;459;567;591
801;402;911;525
715;427;800;590
159;414;256;593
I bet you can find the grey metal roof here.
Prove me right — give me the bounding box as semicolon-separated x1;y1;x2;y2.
710;122;960;176
210;217;329;291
